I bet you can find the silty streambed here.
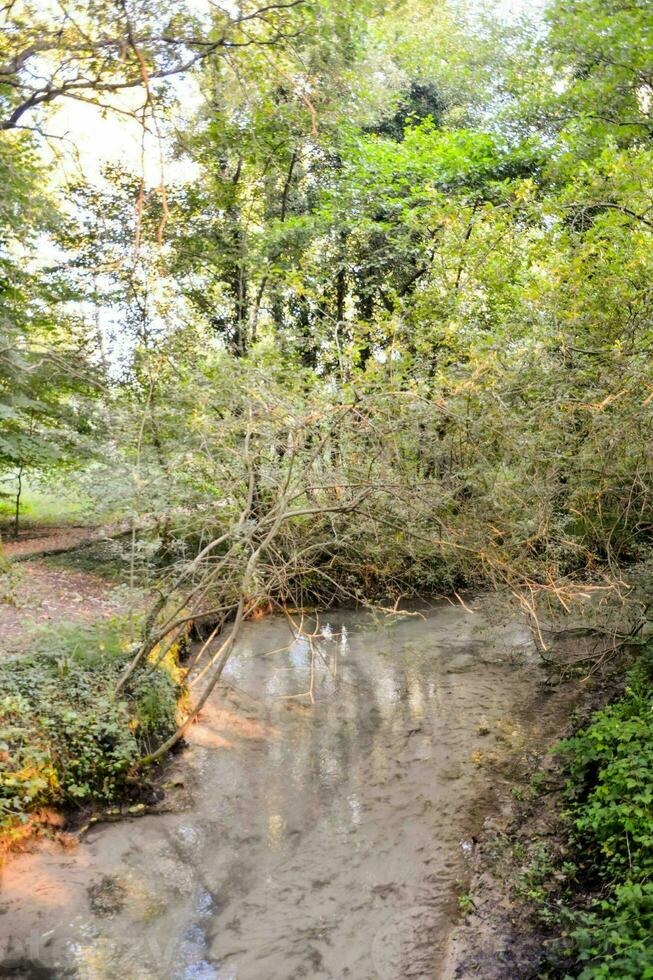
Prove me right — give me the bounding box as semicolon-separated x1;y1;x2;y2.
0;600;576;979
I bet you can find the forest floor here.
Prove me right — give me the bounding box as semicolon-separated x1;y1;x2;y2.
0;526;145;656
3;524;100;560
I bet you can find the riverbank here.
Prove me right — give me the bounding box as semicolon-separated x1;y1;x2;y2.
3;529;647;977
0;620;187;859
444;646;653;979
0;528;188;858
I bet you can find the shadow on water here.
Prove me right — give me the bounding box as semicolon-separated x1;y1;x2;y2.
0;959;60;979
0;599;578;980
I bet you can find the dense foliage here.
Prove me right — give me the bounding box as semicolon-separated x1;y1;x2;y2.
0;621;182;843
537;654;653;978
1;0;651;614
0;130;100;534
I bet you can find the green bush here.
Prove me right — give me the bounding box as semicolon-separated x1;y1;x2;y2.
0;621;182;835
571;882;653;979
554;651;653;977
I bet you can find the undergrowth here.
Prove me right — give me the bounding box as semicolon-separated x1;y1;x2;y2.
525;649;653;978
0;619;185;852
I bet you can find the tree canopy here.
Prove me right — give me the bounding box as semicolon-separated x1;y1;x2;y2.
0;0;650;597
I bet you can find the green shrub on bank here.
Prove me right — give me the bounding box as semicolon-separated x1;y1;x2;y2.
0;621;183;840
554;652;653;978
569;882;653;979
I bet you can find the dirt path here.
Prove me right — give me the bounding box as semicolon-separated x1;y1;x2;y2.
2;525;103;560
0;527;142;656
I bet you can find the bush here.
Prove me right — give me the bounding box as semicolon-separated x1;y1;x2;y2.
571;882;653;979
554;651;653;977
0;620;183;839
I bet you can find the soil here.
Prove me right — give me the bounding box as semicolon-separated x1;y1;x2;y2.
442;673;624;980
2;525;100;560
441;768;564;979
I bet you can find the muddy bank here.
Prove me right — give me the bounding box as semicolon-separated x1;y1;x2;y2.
1;600;581;979
442;664;628;980
441;774;561;980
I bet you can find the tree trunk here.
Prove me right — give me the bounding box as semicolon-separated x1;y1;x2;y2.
13;464;23;539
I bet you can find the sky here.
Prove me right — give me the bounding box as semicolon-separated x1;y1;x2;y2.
494;0;544;17
44;0;212;186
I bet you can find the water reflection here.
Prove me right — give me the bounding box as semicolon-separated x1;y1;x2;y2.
0;600;571;980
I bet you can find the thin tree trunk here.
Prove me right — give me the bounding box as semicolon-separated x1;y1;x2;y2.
13;464;23;539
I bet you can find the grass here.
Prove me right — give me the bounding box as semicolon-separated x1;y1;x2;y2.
0;479;94;530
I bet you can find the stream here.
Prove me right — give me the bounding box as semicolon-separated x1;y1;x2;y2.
0;600;576;980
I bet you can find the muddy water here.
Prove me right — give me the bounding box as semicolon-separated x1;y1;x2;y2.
1;601;574;980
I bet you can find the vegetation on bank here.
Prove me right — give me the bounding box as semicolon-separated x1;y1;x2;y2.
552;652;653;978
489;650;653;978
0;620;185;853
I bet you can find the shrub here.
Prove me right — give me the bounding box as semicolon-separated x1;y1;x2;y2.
571;882;653;979
554;651;653;977
0;620;183;838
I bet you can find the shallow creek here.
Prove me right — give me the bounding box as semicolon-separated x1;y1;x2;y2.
1;600;576;979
